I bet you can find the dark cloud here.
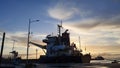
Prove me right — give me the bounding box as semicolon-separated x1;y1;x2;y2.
11;35;27;44
72;21;101;29
67;15;120;30
100;16;120;28
8;32;45;46
4;32;28;46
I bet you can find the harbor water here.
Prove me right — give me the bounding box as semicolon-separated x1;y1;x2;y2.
35;60;120;68
13;60;120;68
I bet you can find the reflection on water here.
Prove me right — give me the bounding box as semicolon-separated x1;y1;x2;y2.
47;64;73;68
14;60;120;68
36;63;110;68
91;60;112;63
34;60;120;68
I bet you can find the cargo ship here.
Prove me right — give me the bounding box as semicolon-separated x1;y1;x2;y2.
30;24;91;63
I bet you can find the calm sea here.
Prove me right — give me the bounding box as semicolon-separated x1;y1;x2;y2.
13;60;120;68
25;60;119;68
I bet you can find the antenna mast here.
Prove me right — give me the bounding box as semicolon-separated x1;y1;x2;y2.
58;20;62;36
12;40;16;51
58;20;63;45
79;36;81;51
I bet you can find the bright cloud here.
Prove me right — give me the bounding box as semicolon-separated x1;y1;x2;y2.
48;2;79;20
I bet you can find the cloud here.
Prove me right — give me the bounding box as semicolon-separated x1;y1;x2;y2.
62;15;120;46
5;32;27;45
64;15;120;30
64;19;102;30
48;2;79;20
85;45;120;56
100;15;120;28
4;31;46;46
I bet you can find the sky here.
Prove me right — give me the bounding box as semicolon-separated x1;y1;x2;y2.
0;0;120;59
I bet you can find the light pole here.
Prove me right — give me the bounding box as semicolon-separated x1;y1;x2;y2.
26;19;39;63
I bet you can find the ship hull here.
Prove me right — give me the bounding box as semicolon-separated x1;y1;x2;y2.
39;55;91;63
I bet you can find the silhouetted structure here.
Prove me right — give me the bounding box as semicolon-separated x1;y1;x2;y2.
0;32;5;64
30;23;91;63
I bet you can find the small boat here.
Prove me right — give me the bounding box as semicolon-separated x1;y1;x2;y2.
93;56;104;60
112;60;119;63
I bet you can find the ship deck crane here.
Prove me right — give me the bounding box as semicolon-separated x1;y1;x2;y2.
29;41;46;54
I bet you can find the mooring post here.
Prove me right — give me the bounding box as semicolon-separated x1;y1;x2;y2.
0;32;5;64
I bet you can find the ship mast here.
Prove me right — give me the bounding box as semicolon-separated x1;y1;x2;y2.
58;20;62;45
58;20;62;36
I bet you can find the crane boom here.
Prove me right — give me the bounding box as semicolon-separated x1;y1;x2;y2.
29;41;46;49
